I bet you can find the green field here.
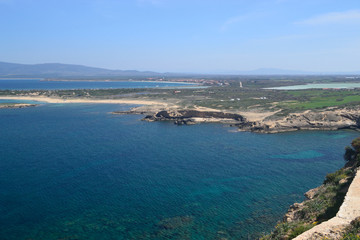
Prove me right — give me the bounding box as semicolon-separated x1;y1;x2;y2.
1;77;359;114
279;90;360;110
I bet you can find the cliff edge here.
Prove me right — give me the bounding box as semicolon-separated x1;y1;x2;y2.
261;138;360;240
294;167;360;239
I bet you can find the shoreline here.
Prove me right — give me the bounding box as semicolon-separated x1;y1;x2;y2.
262;138;360;240
0;95;273;121
42;79;198;85
128;108;360;133
0;96;169;106
1;95;359;133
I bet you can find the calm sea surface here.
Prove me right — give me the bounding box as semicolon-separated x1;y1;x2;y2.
0;79;195;90
0;102;359;239
266;82;360;90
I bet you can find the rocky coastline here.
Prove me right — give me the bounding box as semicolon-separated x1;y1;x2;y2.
236;108;360;133
261;137;360;239
142;110;246;125
113;107;360;133
0;103;38;109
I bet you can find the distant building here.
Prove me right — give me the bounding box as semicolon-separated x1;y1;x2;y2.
239;82;243;88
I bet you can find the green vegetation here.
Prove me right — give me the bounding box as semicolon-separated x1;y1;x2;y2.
0;77;359;119
288;224;314;239
261;137;360;240
344;139;360;162
261;180;350;239
341;218;360;240
279;90;360;110
2;80;359;115
324;168;353;185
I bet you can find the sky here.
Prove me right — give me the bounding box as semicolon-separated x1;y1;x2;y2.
1;0;360;73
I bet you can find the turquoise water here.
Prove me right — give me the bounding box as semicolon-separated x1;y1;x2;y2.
0;79;195;90
0;103;359;239
266;82;360;90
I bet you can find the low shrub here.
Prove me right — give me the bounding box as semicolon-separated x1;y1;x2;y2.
288;224;313;239
341;217;360;239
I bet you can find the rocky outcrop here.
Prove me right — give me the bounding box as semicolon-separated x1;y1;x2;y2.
114;107;360;132
143;110;246;125
293;168;360;240
0;103;38;109
283;187;322;223
237;109;360;133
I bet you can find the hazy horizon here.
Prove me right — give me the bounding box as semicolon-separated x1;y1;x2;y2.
1;0;360;73
2;60;360;76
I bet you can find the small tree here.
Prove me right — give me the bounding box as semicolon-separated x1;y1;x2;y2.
344;137;360;162
351;138;360;152
344;146;356;162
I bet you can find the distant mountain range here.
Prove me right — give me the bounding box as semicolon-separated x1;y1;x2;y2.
0;62;162;78
0;61;359;78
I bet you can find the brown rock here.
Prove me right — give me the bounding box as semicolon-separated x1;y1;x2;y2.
304;187;320;200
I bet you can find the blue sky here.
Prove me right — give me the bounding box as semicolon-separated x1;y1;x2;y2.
1;0;360;73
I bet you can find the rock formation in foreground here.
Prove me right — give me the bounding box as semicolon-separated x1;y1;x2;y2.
261;138;360;240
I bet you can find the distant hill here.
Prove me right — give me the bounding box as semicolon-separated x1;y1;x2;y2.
0;61;359;78
0;62;162;78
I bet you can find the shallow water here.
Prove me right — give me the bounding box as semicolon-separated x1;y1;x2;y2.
0;103;358;239
266;82;360;90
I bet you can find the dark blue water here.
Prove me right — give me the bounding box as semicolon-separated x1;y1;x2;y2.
0;79;195;90
0;103;358;240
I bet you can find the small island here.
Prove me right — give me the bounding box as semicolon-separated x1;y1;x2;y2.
0;103;38;109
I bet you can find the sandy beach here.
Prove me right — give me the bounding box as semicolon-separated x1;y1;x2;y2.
0;96;168;106
0;96;277;121
192;105;276;121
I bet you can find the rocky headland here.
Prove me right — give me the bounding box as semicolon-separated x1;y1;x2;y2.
114;107;360;133
142;109;246;125
236;108;360;133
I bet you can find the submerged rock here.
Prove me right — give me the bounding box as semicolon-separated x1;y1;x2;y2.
156;216;193;230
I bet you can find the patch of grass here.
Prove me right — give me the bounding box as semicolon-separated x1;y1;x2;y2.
341;217;360;240
288;224;314;239
324;168;353;185
260;221;314;240
278;90;360;110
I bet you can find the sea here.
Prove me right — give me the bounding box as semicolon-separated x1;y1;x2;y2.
0;79;195;90
0;81;359;239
